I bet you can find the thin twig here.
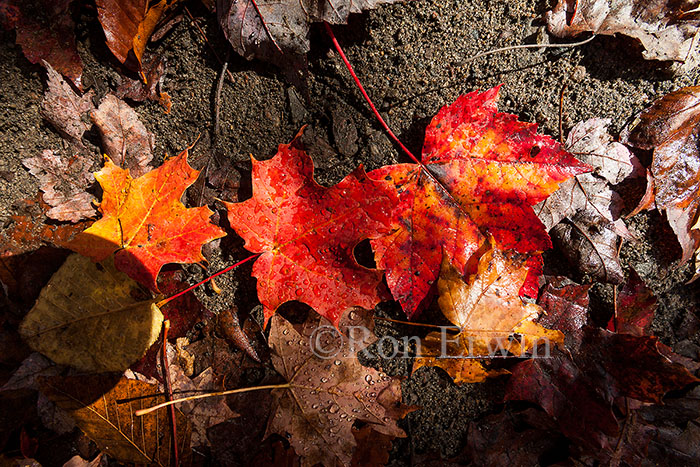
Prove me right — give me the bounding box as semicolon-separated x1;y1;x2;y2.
157;253;260;308
134;383;291;416
462;35;596;64
160;320;179;467
183;6;236;83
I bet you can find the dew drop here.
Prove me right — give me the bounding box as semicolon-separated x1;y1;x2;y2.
364;375;372;383
295;288;304;297
328;403;340;414
320;377;328;383
334;360;341;366
349;310;358;320
311;403;319;409
382;416;390;422
369;392;377;398
282;329;289;335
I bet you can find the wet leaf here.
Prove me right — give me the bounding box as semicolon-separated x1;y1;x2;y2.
19;254;163;373
622;85;700;263
351;425;395;467
22;149;96;223
96;0;171;72
218;307;260;362
547;0;700;71
266;310;411;466
68;149;226;291
40;374;192;466
537;276;591;349
12;0;83;88
40;62;95;146
413;247;564;384
90;94;154;177
370;86;590;317
224;129;397;328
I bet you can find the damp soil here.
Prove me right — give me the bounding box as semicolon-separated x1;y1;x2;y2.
1;0;699;464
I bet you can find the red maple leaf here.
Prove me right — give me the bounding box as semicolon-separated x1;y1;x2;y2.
224;130;397;327
369;86;591;317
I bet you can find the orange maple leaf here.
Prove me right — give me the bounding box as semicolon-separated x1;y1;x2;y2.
68;150;226;291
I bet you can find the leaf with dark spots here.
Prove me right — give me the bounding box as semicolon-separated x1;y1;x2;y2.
91;94;155;177
370;86;590;317
537;276;591;349
224;129;397;328
22;150;96;223
266;309;411;466
12;0;83;88
40;62;95;146
608;268;656;336
546;0;700;71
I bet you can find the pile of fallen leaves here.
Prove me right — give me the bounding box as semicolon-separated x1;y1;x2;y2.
2;0;700;466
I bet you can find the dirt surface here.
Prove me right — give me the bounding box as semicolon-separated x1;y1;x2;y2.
1;0;699;464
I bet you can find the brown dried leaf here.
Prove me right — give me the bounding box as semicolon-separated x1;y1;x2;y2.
115;53;171;111
266;310;410;466
218;307;260;362
413;248;564;384
91;94;154;177
40;374;192;466
96;0;170;71
13;0;83;88
40;62;95;146
22;149;96;222
547;0;700;71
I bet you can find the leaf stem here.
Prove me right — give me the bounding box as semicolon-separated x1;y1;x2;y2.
160;320;179;467
461;35;596;63
157;253;260;308
323;21;420;165
134;383;291;416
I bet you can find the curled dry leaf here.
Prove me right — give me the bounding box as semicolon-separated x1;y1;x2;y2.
622;85;700;264
40;374;191;466
218;0;399;68
22;150;96;223
91;94;154;177
12;0;83;88
19;253;163;372
225;129;396;328
96;0;170;71
370;86;590;317
547;0;700;71
536;118;638;283
266;310;412;466
68;149;226;291
40;61;95;146
115;52;171;112
413;247;564;384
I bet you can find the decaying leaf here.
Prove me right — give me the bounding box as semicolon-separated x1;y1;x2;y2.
19;253;163;372
95;0;171;72
22;150;96;223
266;310;411;466
11;0;83;88
68;149;226;291
608;268;656;336
40;62;95;146
413;247;564;384
536;118;638;283
115;52;171;112
546;0;700;71
622;85;700;264
536;276;591;349
224;129;396;328
40;374;191;466
370;86;590;317
91;94;154;177
218;0;398;67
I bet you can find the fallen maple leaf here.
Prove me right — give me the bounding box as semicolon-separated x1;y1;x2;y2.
622;85;700;265
413;246;564;384
22;149;96;223
369;86;590;317
11;0;83;88
40;61;95;146
91;94;154;177
218;0;399;71
266;309;412;466
536;276;591;348
19;254;163;372
40;374;192;466
547;0;700;72
535;118;639;283
608;268;656;336
224;129;397;327
68;149;226;291
96;0;171;72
